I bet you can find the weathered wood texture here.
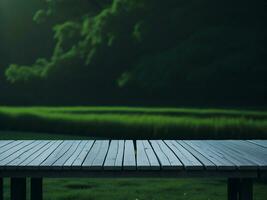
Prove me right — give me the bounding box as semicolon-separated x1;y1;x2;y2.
0;140;266;177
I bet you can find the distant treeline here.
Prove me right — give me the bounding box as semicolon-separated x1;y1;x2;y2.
0;0;266;106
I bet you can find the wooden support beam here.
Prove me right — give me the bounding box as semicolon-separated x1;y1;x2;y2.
0;178;3;200
239;178;253;200
31;178;43;200
11;177;26;200
228;178;240;200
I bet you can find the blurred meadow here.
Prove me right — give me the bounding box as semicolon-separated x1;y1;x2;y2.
0;106;267;139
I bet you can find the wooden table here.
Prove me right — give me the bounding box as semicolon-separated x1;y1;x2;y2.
0;140;267;200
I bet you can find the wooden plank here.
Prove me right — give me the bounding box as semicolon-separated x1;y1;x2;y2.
82;140;109;170
204;141;258;170
164;140;203;170
90;140;109;170
0;141;24;156
150;140;183;170
136;140;150;170
63;141;88;168
104;140;124;170
72;140;94;168
178;140;216;170
7;141;50;167
248;140;267;148
82;141;102;168
142;140;160;170
235;141;267;157
40;141;74;168
115;140;125;168
230;140;267;161
0;140;14;148
241;140;267;152
0;141;34;164
104;140;119;170
123;140;136;170
0;141;42;167
52;141;81;168
19;141;57;167
219;141;267;169
229;140;267;166
27;141;63;167
149;140;170;169
184;140;236;170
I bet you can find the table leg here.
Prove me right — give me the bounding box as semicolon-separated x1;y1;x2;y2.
228;178;240;200
11;177;26;200
31;177;43;200
239;178;253;200
0;178;3;200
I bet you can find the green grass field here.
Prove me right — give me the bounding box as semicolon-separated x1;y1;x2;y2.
2;177;267;200
1;131;267;200
0;106;267;139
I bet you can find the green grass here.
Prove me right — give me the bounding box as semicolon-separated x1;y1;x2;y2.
2;178;267;200
0;106;267;139
1;131;267;200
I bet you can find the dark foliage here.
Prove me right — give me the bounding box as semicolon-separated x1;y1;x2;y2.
1;0;266;106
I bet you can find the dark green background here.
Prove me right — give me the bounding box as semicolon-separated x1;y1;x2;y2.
0;0;266;106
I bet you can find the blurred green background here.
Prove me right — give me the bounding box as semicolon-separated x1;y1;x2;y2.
0;0;266;106
0;0;267;199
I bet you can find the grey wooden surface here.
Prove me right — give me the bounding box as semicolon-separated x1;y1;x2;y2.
0;140;266;177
